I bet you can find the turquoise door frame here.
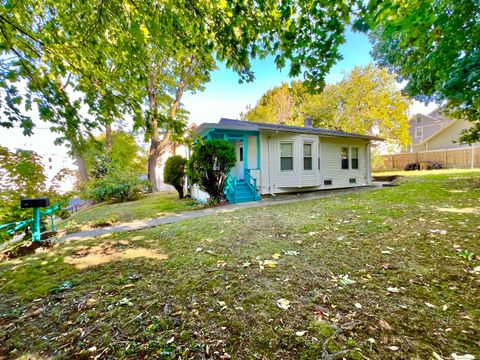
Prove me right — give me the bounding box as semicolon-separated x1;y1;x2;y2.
204;129;260;173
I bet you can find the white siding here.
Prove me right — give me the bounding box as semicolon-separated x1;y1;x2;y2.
247;136;258;169
258;131;371;195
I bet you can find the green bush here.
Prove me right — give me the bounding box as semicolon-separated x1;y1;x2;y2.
164;155;187;198
187;139;236;203
84;170;151;203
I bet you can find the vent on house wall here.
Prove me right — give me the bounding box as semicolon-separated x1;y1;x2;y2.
324;179;332;186
349;178;356;184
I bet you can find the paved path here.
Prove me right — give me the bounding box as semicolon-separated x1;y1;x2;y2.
57;185;382;242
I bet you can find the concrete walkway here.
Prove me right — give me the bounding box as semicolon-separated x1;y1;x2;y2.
57;185;382;242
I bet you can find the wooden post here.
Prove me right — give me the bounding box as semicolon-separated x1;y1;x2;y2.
472;143;475;169
444;149;447;167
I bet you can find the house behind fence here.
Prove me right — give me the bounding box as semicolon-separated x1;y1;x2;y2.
375;146;479;171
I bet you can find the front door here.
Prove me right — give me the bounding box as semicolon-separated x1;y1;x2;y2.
236;141;244;180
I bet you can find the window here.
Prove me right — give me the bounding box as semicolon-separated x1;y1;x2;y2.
324;179;332;186
318;143;321;170
349;178;356;184
351;147;359;169
239;146;244;161
416;116;422;124
415;126;423;138
341;147;349;169
280;143;293;171
303;143;312;170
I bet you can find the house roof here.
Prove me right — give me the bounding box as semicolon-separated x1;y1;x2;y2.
415;117;463;146
195;118;383;141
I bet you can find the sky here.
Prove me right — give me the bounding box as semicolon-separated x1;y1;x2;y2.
0;30;437;157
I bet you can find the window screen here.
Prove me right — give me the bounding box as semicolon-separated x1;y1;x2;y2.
341;147;349;169
280;143;293;171
351;148;358;169
303;143;312;170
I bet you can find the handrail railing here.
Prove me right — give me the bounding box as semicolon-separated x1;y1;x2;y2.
225;174;237;203
0;203;62;239
244;169;257;194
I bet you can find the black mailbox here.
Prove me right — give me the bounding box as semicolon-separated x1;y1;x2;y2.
21;197;50;209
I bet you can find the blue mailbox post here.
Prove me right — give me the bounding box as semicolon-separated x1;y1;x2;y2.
20;197;50;242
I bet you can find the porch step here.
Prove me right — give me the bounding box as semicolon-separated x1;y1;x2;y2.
225;181;260;204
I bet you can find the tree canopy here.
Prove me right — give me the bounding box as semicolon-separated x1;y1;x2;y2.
243;65;411;147
365;0;480;142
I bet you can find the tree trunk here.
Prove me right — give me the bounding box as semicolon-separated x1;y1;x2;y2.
105;122;113;151
74;151;89;183
147;71;160;191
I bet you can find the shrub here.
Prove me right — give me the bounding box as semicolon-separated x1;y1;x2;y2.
84;170;151;203
427;162;444;170
404;162;420;171
187;139;236;203
164;155;187;198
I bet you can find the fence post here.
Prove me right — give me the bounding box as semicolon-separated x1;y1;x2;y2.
472;143;475;169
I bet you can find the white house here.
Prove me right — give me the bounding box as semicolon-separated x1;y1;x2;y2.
190;118;382;203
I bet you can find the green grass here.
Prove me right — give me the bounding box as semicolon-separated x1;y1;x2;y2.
1;171;479;359
373;168;480;177
59;192;201;231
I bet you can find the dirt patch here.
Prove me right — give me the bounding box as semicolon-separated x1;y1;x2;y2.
1;240;53;260
64;242;167;269
436;207;480;215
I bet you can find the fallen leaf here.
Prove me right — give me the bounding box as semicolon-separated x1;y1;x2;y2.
242;261;251;267
379;319;393;331
451;354;475;360
425;302;436;308
167;336;175;344
271;253;281;260
432;352;443;360
387;346;399;351
263;260;278;268
354;303;362;309
443;305;449;311
386;287;400;293
276;298;290;310
217;300;226;307
295;330;307;336
338;274;356;286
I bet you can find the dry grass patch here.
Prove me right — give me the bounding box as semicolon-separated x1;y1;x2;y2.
64;241;167;269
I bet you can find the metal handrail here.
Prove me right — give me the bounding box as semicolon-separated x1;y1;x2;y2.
225;174;237;203
244;169;257;194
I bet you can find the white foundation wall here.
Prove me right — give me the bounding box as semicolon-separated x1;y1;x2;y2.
257;131;371;195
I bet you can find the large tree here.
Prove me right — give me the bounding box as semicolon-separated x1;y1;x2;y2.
241;81;307;125
1;0;366;189
243;65;411;147
302;64;411;147
364;0;480;143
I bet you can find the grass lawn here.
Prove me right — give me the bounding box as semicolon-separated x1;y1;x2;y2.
59;192;201;232
1;171;479;359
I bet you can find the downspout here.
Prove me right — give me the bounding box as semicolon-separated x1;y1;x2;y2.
267;131;279;195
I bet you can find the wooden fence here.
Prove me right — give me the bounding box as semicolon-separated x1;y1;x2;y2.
374;146;480;171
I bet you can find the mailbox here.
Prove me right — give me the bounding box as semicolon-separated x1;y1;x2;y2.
21;197;50;209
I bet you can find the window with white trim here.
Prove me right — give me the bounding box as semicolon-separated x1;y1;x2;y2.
303;143;312;170
351;147;359;169
341;147;349;169
280;142;293;171
416;116;422;124
415;126;423;138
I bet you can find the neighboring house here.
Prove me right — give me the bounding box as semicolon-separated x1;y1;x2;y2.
190;118;382;203
407;110;476;152
39;152;76;193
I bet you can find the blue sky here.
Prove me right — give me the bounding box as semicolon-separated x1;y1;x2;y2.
182;30;377;124
0;30;436;155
